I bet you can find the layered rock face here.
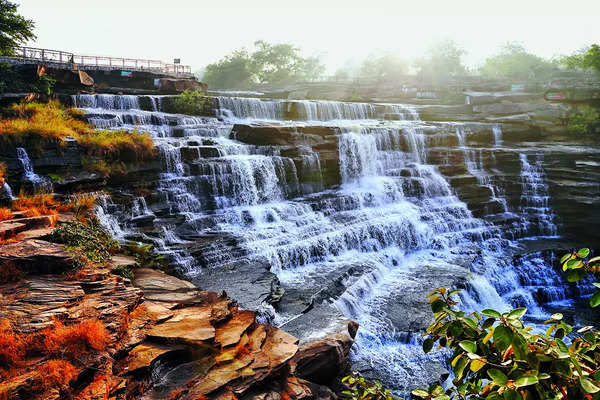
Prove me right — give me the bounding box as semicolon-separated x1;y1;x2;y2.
4;91;599;395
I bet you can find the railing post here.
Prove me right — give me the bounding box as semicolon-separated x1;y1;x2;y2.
41;49;45;61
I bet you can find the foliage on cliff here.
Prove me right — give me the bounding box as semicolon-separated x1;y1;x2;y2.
203;40;325;88
0;101;155;160
162;90;209;115
50;218;120;264
479;42;558;81
0;63;56;95
560;44;600;74
0;0;35;56
568;105;599;135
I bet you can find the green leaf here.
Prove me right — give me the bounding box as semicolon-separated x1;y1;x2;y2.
481;309;502;318
423;338;434;353
502;390;522;400
431;299;446;313
515;374;538;387
411;389;430;398
566;259;584;269
577;248;590;258
566;268;587;283
593;282;600;289
494;325;514;351
507;308;527;320
560;253;572;264
470;358;486;372
580;378;600;393
459;340;477;354
453;356;468;380
589;257;600;263
487;368;508;385
551;313;563;320
590;291;600;308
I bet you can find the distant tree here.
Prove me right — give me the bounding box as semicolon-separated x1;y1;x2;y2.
414;39;467;81
203;49;256;89
0;0;35;56
560;44;600;74
360;52;409;82
202;41;325;89
479;42;557;80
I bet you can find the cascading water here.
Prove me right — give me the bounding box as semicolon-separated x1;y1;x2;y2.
16;147;52;192
72;93;576;396
519;153;558;237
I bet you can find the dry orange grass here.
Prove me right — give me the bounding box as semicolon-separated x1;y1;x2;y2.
0;319;24;371
0;207;12;222
0;101;155;161
0;162;6;186
11;191;58;218
0;101;90;150
35;359;78;392
41;319;111;357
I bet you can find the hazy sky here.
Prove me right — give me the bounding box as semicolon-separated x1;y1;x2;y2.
15;0;600;73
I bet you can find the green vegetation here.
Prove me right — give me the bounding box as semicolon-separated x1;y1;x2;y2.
112;265;134;280
480;42;558;81
560;44;600;74
567;105;599;135
414;39;468;81
342;374;397;400
342;248;600;400
0;63;56;95
164;90;209;115
49;218;120;264
360;52;409;82
0;0;35;56
203;40;325;89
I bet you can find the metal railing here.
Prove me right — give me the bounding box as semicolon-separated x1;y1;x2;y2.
12;46;192;75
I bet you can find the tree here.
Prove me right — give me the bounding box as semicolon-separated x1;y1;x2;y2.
0;0;35;56
202;49;255;89
202;41;325;89
360;52;409;82
560;44;600;74
480;42;557;80
414;39;467;81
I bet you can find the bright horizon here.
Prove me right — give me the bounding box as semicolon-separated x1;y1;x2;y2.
15;0;600;74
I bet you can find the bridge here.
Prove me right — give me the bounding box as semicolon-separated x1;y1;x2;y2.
8;46;192;77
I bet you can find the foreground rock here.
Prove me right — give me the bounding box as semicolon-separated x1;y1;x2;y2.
0;242;357;399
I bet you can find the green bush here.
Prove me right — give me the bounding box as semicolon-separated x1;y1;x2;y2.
0;63;55;95
112;265;134;280
49;218;120;264
413;248;600;400
341;374;397;400
166;90;209;116
568;105;599;135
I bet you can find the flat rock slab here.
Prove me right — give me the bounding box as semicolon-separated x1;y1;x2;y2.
0;221;27;240
215;309;255;347
0;239;73;274
125;343;184;373
145;306;215;342
134;267;199;302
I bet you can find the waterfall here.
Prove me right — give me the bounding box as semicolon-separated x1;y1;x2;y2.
519;154;558;237
71;93;577;396
493;125;503;146
16;147;52;192
217;96;283;120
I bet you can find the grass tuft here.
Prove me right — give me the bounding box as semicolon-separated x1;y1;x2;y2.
40;319;111;357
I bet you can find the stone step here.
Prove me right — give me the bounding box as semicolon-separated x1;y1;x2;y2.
0;220;27;240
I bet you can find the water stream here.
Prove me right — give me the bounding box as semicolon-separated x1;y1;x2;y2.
73;94;582;395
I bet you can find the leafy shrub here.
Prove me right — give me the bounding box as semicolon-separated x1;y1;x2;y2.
126;242;167;270
568;105;599;135
341;374;396;400
416;284;600;399
559;247;600;306
112;265;134;280
49;218;120;264
0;63;55;95
166;90;209;115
